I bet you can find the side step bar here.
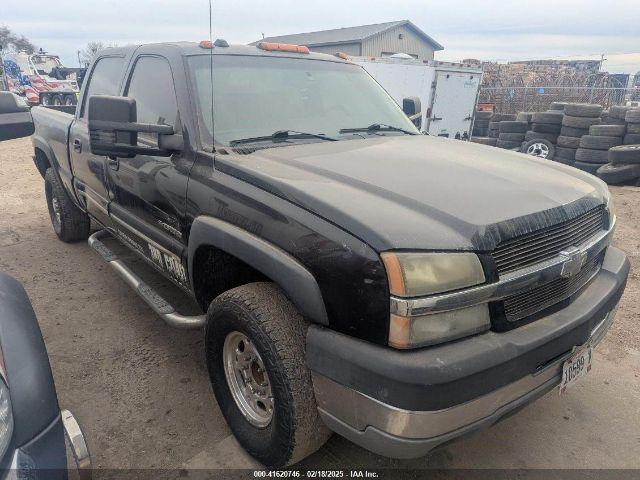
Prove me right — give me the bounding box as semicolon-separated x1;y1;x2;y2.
88;230;206;329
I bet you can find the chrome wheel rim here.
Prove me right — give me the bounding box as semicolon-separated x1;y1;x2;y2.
223;331;273;428
526;142;550;158
51;196;62;224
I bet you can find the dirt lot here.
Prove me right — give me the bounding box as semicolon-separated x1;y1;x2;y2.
1;137;639;474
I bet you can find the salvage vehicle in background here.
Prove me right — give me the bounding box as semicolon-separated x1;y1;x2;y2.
1;48;83;106
0;92;91;479
27;41;628;467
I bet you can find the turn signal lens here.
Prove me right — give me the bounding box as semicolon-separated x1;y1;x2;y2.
389;304;491;349
381;252;485;297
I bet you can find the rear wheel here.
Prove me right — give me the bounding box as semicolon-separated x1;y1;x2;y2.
44;169;90;242
205;282;331;467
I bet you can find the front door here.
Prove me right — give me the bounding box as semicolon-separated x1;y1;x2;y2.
69;55;126;226
105;55;191;287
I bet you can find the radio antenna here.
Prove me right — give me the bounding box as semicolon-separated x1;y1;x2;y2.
208;0;215;150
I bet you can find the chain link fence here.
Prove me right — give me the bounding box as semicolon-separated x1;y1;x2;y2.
479;86;640;114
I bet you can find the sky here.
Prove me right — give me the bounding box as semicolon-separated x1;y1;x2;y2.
3;0;640;75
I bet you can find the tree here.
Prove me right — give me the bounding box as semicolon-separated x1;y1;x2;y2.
79;41;118;67
0;25;36;54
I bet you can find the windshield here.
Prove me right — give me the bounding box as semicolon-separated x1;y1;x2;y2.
188;55;419;147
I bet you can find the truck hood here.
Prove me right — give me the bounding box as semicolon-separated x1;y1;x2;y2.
215;135;608;251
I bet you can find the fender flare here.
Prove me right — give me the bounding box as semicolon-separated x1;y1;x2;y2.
31;134;57;175
188;216;329;325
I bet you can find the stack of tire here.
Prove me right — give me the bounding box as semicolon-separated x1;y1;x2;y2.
555;104;605;172
596;109;640;185
624;108;640;145
521;110;564;159
472;111;492;137
596;145;640;185
488;113;516;139
497;121;529;149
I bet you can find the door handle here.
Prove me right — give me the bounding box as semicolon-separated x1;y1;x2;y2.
432;117;443;121
107;157;119;170
73;139;82;153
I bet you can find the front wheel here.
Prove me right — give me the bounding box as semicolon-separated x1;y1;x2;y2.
44;169;90;242
205;282;331;467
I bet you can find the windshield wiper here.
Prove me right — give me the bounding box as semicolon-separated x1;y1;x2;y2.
229;130;337;146
339;123;418;135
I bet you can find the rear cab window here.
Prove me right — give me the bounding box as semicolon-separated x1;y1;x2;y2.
80;56;126;118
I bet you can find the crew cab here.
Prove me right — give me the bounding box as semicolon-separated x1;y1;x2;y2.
25;41;629;467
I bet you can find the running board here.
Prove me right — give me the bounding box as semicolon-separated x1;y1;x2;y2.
88;230;206;329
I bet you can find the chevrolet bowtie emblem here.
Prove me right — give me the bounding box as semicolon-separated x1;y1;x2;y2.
559;247;588;278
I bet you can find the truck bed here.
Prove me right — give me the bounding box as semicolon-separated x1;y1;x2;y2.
31;106;75;179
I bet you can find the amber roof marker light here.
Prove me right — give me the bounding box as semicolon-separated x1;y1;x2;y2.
256;42;310;54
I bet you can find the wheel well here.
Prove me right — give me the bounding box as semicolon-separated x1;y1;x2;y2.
33;148;51;178
192;245;267;311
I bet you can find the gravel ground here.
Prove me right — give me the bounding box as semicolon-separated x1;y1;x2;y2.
0;137;639;474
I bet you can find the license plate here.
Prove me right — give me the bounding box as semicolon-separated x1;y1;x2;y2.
559;345;593;394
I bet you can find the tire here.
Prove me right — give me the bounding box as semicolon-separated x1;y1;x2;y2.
624;134;640;145
52;94;63;106
522;138;555;159
471;136;497;146
491;113;516;122
531;111;563;125
610;105;632;120
562;115;601;129
63;94;77;106
575;148;609;164
524;130;558;143
625;109;640;123
488;121;501;131
557;136;581;149
531;123;562;134
44;169;91;242
499;121;528;133
550;102;568;111
589;124;626;137
564;103;603;117
626;124;640;134
555;146;577;161
498;132;525;142
497;140;521;149
609;145;640;164
573;161;601;175
560;126;589;137
475;111;493;120
205;283;331;467
579;135;622;150
516;112;534;122
596;163;640;185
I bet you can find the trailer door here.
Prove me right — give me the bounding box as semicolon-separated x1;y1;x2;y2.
428;70;480;139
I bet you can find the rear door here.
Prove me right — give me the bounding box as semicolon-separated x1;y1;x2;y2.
105;55;190;287
427;70;481;139
69;55;126;225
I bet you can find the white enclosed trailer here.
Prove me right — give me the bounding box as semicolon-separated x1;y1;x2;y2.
351;55;483;139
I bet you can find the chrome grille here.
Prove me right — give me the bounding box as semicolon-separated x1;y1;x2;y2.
492;206;606;275
503;255;602;322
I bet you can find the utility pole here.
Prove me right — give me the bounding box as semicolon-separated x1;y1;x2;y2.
599;53;607;72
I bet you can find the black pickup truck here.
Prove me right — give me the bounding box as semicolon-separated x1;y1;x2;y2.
26;41;629;467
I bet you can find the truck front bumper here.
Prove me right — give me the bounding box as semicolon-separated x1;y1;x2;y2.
307;246;629;459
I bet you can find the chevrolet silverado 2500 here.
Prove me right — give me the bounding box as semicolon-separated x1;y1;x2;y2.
27;41;629;467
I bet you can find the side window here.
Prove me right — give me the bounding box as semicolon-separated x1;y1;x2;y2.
80;57;125;117
125;56;178;145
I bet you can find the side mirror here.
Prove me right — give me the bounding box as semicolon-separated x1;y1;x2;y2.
0;92;35;141
403;96;422;129
87;95;180;158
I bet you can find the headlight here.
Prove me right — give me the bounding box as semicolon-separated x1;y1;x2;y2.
381;252;486;297
0;379;13;460
382;252;489;348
